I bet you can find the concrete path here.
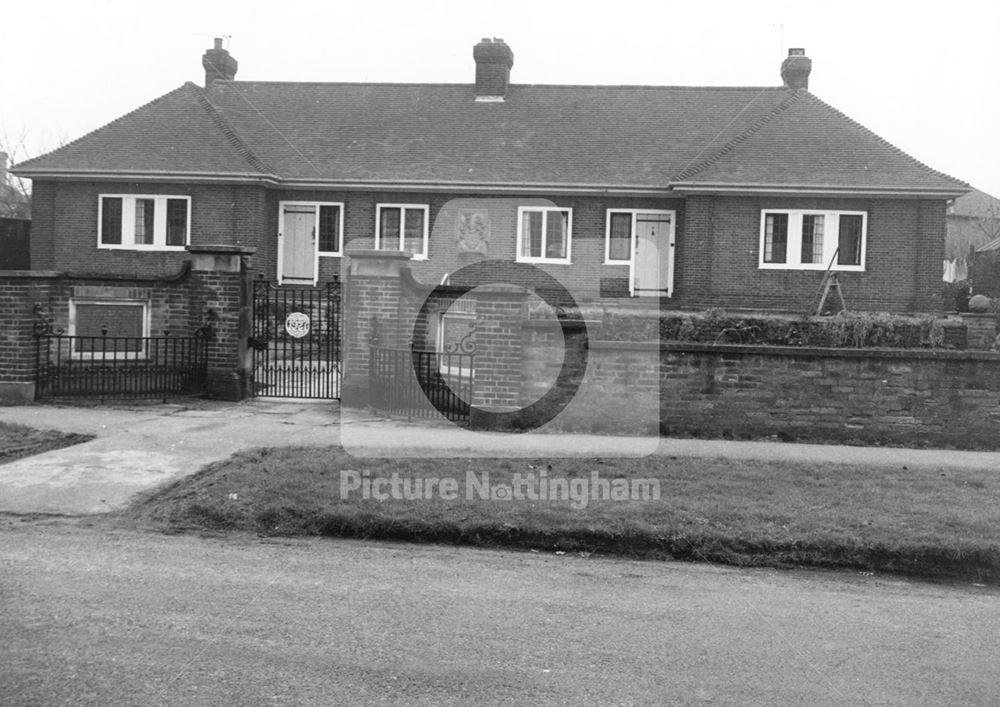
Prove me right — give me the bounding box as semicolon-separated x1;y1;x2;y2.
2;399;1000;515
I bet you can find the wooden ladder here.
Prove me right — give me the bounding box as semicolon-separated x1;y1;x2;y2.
813;250;847;316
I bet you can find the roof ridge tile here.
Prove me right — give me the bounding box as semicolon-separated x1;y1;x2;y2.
184;83;273;175
673;90;804;182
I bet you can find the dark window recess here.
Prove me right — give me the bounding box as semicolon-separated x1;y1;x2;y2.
609;213;632;261
101;197;123;244
318;205;340;252
134;198;155;245
545;210;567;258
764;213;788;263
522;211;543;258
801;214;824;264
403;208;425;256
380;208;401;250
74;304;144;353
838;215;863;265
166;199;188;246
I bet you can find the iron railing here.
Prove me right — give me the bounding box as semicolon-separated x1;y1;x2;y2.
34;332;208;401
369;346;474;423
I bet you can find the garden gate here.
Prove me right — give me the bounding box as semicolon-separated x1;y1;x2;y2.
250;280;342;398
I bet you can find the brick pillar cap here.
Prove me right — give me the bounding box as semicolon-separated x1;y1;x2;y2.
186;244;257;256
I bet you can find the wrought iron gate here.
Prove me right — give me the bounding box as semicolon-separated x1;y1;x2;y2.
250;280;342;399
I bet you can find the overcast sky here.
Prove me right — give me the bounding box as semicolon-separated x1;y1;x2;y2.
3;0;999;197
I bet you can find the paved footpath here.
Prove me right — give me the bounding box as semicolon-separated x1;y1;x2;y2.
2;400;999;515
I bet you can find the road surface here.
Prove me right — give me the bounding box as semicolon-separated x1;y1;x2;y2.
2;519;998;705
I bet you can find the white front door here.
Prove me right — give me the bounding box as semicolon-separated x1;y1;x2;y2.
633;214;674;297
280;205;317;284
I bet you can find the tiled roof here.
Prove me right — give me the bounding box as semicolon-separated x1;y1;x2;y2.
951;188;1000;218
16;84;268;177
16;80;969;194
676;93;968;192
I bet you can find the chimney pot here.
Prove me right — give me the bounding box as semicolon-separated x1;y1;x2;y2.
781;48;811;90
203;38;238;86
473;37;514;101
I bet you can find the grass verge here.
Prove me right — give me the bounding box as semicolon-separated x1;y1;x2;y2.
0;422;94;464
124;445;1000;584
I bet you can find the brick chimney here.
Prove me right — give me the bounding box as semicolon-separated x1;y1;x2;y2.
473;38;514;101
203;37;238;86
781;48;811;90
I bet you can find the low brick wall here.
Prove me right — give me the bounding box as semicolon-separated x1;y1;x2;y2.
658;343;1000;448
0;246;253;404
521;330;1000;448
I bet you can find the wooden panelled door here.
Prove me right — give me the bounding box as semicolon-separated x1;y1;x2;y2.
632;213;674;297
280;205;316;284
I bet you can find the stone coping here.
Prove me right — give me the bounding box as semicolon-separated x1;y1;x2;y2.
583;340;1000;360
0;270;63;278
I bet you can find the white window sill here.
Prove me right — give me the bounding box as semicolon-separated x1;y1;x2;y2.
759;263;865;272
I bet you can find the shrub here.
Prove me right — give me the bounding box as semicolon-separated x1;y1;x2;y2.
942;280;971;312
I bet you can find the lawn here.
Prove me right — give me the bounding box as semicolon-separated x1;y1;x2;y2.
0;422;93;464
125;445;1000;583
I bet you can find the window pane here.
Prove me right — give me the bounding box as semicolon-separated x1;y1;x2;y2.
318;205;340;252
522;211;543;258
380;208;401;251
166;199;188;246
764;213;788;263
101;197;122;244
403;208;425;256
608;213;632;261
838;215;863;265
134;198;155;245
546;210;567;259
801;214;824;264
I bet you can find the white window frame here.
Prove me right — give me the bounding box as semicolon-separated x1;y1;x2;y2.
758;209;867;271
604;209;676;296
97;194;191;250
516;206;573;264
68;299;151;360
375;204;430;260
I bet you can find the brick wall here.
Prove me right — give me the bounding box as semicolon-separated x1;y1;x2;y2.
520;331;1000;448
0;272;59;403
0;246;253;403
683;196;948;313
33;179;946;314
31;180;267;278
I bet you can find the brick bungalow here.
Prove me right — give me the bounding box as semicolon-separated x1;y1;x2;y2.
15;38;968;316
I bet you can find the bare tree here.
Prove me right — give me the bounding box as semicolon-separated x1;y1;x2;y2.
0;127;34;219
969;200;1000;245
